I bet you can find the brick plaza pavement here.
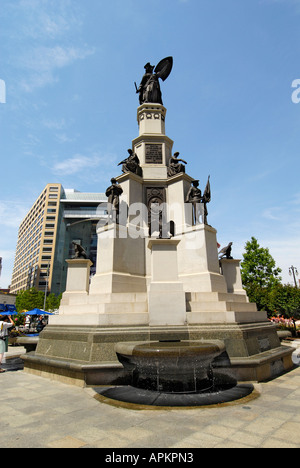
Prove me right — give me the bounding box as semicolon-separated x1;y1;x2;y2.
0;349;299;449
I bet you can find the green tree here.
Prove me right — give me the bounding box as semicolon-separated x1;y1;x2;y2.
241;237;282;311
241;237;282;288
15;288;62;313
271;284;300;335
15;288;44;312
45;293;62;312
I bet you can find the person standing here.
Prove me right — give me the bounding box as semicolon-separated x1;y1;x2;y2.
36;315;46;333
0;315;14;373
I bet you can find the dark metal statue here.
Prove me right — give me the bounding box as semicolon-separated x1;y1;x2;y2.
202;175;211;225
185;180;202;226
105;178;123;224
219;242;233;260
167;152;187;177
118;149;142;176
185;176;211;226
72;241;87;259
135;57;173;105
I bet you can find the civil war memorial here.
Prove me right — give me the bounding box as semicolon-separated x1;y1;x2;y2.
22;58;294;406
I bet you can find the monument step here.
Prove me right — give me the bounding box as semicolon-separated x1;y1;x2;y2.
88;292;148;304
186;300;257;313
98;301;148;314
50;312;149;326
187;310;267;325
186;292;248;303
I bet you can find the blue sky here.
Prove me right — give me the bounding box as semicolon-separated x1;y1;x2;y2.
0;0;300;288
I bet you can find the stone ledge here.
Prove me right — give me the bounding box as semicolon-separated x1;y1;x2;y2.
22;343;294;387
22;352;126;387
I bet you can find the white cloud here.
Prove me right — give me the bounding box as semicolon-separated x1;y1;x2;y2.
0;201;29;228
43;118;67;130
55;133;77;144
15;0;83;39
20;45;95;92
52;154;104;176
2;0;94;93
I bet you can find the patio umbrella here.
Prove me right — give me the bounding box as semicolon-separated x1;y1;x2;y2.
26;308;53;315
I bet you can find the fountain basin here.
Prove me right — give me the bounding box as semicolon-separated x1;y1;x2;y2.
115;340;226;394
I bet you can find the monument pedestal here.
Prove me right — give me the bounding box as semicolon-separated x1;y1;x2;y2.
148;239;186;326
220;258;247;296
24;101;293;386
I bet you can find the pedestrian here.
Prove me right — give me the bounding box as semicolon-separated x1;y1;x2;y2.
0;315;14;373
36;315;46;333
25;315;30;330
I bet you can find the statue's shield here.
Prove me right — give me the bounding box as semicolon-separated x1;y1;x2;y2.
155;56;173;81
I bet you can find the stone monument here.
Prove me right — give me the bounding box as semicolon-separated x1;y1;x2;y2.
23;57;293;387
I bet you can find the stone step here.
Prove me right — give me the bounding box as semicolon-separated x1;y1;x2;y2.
186;291;248;303
98;301;148;314
187;300;257;313
187;310;267;325
88;292;148;304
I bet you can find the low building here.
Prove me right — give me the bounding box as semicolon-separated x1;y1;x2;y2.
0;292;17;313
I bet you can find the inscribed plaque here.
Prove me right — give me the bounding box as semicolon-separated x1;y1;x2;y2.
145;144;163;164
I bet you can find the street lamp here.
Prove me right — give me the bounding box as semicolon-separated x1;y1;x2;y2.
289;265;299;288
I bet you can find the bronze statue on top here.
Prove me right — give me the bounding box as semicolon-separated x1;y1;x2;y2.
135;57;173;105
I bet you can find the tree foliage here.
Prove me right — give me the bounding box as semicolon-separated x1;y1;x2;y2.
241;237;282;311
15;288;62;313
241;237;282;289
241;238;300;328
271;284;300;319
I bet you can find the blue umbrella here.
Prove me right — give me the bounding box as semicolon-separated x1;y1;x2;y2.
26;308;54;315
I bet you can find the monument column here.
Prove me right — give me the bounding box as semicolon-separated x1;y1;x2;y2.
132;104;174;180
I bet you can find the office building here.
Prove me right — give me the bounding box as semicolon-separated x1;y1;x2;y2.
10;184;107;296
